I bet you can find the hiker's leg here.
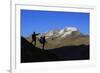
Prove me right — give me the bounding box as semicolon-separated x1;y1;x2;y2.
43;43;44;49
44;43;45;49
34;40;36;47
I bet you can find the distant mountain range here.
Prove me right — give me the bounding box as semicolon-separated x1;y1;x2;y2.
26;27;89;49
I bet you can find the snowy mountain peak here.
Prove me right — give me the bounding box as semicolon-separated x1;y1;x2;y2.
64;27;78;32
43;26;80;39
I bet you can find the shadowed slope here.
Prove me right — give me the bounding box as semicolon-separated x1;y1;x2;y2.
21;36;89;63
49;45;89;60
21;36;59;63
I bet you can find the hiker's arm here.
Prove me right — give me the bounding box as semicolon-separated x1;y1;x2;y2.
36;33;40;35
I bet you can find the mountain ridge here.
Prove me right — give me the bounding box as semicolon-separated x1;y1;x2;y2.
26;27;89;49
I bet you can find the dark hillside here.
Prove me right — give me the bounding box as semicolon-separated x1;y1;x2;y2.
21;36;59;63
49;45;89;60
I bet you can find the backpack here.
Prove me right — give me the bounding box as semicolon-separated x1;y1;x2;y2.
39;38;43;44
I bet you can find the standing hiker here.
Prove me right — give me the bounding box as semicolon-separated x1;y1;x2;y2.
39;36;47;49
31;32;40;47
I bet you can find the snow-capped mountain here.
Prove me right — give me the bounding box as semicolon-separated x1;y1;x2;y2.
26;27;89;49
43;27;80;39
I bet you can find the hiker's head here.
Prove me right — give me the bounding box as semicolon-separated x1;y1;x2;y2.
33;32;35;34
40;36;42;38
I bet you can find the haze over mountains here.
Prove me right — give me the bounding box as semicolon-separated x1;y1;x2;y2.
26;27;89;49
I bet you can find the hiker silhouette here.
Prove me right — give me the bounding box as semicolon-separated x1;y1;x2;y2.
31;32;40;47
39;36;47;49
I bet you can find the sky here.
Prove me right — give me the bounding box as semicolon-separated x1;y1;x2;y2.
21;9;90;37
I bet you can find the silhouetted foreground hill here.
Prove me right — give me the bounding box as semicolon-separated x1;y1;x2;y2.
21;36;59;63
21;36;89;63
49;45;89;60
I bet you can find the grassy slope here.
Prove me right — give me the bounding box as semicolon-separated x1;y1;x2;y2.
36;36;89;49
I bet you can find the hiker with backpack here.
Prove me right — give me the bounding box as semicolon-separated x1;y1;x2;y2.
39;36;47;49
